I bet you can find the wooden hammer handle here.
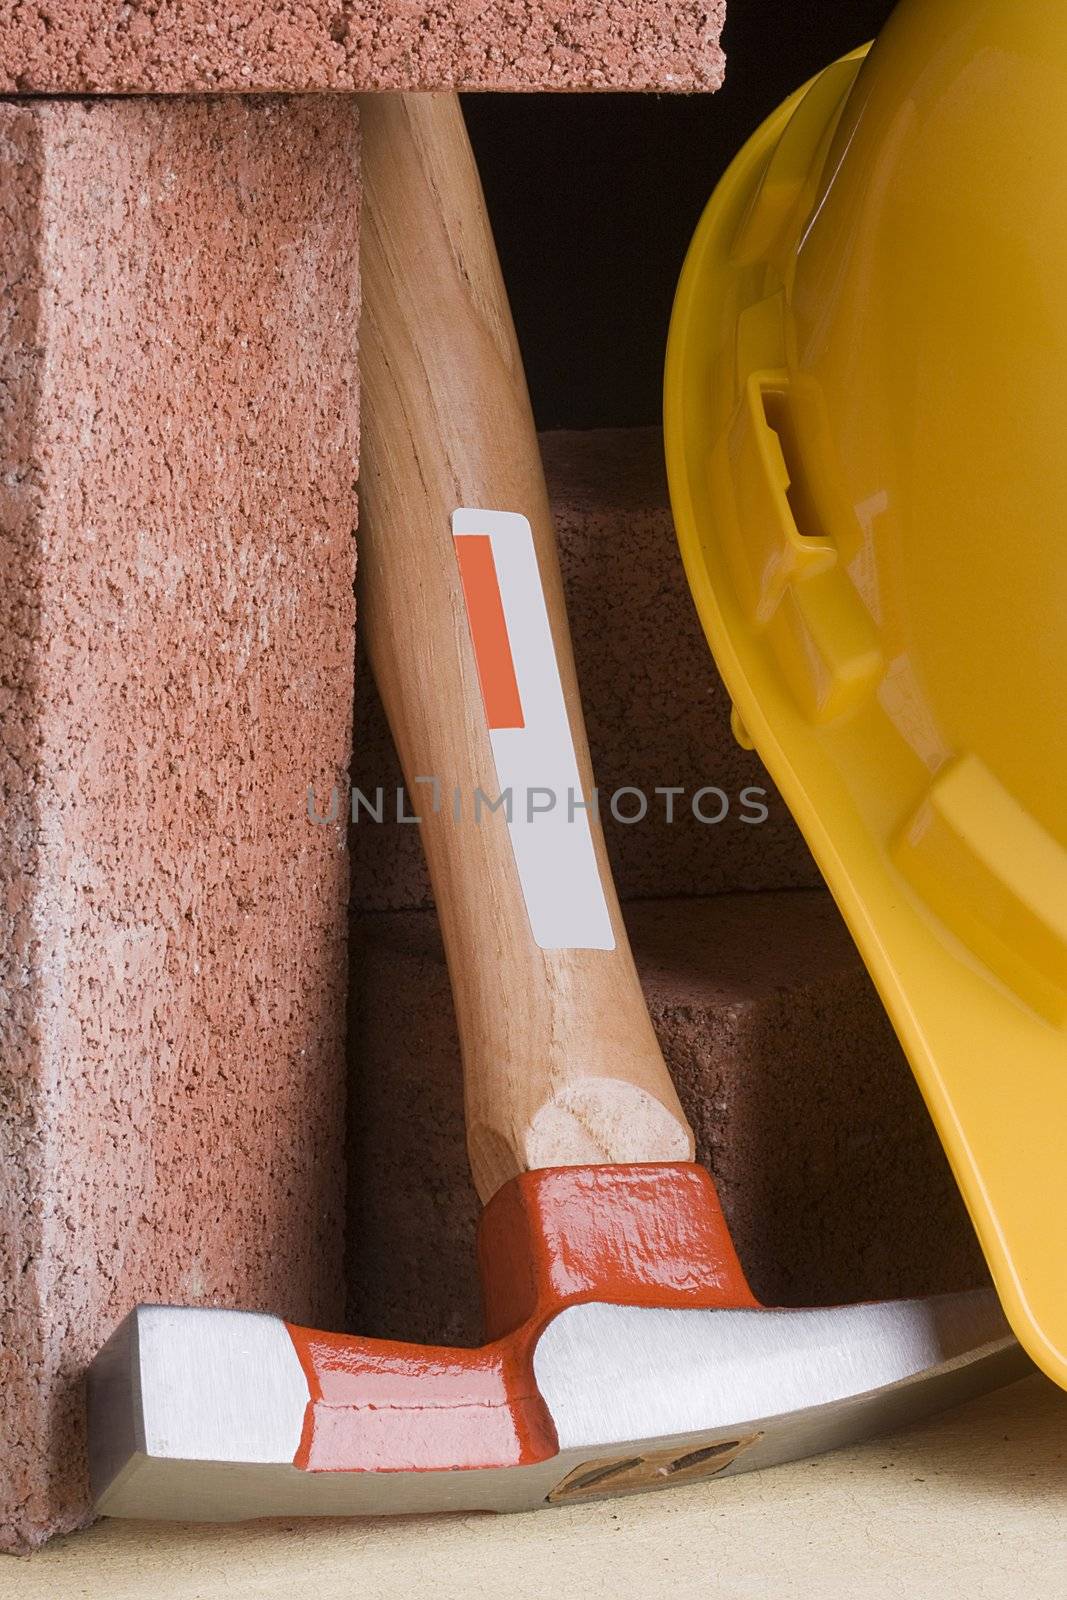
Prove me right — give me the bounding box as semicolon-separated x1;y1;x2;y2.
357;94;695;1202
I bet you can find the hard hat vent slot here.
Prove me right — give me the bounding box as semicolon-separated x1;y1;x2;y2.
760;386;824;543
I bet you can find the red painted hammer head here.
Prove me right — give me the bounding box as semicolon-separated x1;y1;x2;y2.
89;1164;1022;1520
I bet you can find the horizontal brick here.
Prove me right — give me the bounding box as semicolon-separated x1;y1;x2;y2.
351;427;822;911
0;3;725;94
349;892;986;1346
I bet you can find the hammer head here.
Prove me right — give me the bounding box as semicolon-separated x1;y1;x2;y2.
88;1166;1026;1520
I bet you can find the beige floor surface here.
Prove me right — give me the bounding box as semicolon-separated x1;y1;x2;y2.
9;1374;1067;1599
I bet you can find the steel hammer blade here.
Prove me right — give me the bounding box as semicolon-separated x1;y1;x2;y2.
88;1165;1027;1521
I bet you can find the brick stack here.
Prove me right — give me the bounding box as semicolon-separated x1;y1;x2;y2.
0;0;727;1555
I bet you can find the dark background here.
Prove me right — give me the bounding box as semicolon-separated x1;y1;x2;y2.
463;0;896;430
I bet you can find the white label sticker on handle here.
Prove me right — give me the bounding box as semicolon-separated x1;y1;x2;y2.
452;507;616;951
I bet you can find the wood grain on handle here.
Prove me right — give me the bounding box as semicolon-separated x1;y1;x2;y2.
357;93;695;1201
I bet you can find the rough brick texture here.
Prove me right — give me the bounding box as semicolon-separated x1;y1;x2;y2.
0;3;726;94
0;97;359;1553
351;427;822;911
350;894;988;1347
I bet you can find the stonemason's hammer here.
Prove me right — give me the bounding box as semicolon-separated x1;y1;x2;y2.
87;94;1028;1522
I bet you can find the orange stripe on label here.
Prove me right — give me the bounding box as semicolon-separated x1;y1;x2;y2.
455;534;525;730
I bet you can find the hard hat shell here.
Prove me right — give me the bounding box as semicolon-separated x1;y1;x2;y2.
666;0;1067;1389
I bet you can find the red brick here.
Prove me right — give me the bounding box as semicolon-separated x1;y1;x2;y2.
0;3;726;95
350;893;986;1347
351;428;822;912
0;97;359;1552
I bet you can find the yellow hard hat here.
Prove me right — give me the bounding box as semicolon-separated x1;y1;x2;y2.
666;0;1067;1389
